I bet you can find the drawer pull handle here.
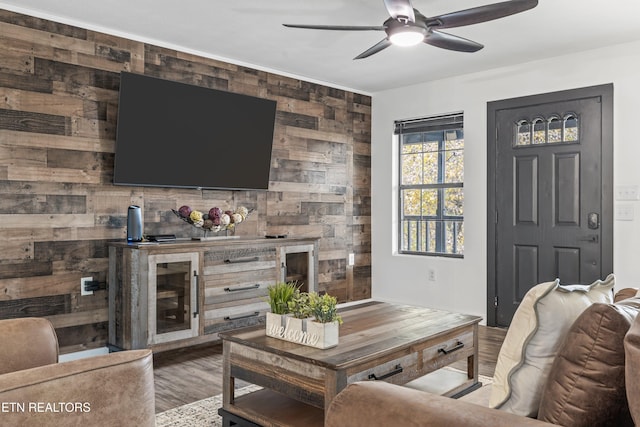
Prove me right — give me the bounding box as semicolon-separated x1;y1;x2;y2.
224;312;260;321
224;257;259;264
368;364;403;381
438;341;464;355
224;284;261;292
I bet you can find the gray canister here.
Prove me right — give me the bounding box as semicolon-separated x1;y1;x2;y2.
127;205;143;242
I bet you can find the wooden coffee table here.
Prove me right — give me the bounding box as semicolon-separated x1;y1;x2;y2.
219;301;482;426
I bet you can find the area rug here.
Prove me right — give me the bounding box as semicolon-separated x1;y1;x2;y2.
156;385;262;427
156;369;493;426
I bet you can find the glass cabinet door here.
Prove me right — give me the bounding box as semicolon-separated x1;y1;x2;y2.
148;252;199;345
280;244;316;293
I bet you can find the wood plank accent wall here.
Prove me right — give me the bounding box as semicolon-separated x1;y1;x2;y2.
0;10;371;354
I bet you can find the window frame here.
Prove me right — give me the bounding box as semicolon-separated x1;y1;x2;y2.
396;113;464;258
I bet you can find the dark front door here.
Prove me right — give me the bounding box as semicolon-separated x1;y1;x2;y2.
487;85;613;327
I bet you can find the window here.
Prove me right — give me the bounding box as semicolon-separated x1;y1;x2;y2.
396;113;464;257
515;112;579;146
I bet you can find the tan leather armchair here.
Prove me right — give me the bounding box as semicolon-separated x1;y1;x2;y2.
0;318;155;427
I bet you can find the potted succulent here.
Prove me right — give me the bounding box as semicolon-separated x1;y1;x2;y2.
285;289;313;333
265;281;298;337
265;285;343;349
287;288;312;319
267;281;298;315
307;292;342;349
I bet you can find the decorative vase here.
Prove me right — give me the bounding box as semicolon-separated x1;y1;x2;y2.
306;320;340;349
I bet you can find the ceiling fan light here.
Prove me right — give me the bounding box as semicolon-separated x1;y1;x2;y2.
389;28;424;47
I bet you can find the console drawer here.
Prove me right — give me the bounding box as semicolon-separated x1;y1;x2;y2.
203;246;277;307
348;353;420;385
421;329;475;369
203;301;267;335
346;326;475;386
202;246;275;335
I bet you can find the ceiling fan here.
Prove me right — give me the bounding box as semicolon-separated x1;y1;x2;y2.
283;0;538;59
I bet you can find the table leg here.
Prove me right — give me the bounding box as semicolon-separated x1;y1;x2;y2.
323;370;346;421
468;323;479;382
222;340;235;407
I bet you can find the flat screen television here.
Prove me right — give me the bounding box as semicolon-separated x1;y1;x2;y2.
113;72;277;190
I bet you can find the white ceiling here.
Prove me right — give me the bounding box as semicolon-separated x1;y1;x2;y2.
2;0;640;93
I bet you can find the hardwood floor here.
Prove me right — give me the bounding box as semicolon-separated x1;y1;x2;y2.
153;325;507;413
450;325;508;378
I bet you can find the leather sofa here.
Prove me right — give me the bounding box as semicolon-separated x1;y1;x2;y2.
0;317;156;426
326;293;640;427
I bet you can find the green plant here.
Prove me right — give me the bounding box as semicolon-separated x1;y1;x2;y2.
266;282;298;315
287;289;311;319
308;292;343;324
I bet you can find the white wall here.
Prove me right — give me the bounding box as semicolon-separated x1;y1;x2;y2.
371;40;640;322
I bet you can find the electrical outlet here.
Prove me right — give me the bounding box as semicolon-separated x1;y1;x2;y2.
348;253;355;266
427;268;436;282
615;204;634;221
81;277;94;296
615;185;640;201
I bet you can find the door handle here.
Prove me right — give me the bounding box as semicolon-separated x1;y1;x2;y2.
578;235;599;243
588;212;599;230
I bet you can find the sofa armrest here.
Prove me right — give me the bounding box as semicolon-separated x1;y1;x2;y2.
0;349;155;427
326;381;555;427
0;318;58;374
626;314;640;425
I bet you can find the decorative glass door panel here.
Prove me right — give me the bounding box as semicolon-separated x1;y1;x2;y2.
280;244;316;293
148;252;199;345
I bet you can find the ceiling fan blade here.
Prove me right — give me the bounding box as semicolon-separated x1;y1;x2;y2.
427;0;538;29
354;38;392;59
283;24;385;31
383;0;416;23
425;30;484;53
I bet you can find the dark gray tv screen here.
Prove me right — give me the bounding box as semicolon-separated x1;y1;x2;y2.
114;72;277;190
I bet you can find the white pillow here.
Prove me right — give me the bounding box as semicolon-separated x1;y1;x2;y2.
489;274;615;417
